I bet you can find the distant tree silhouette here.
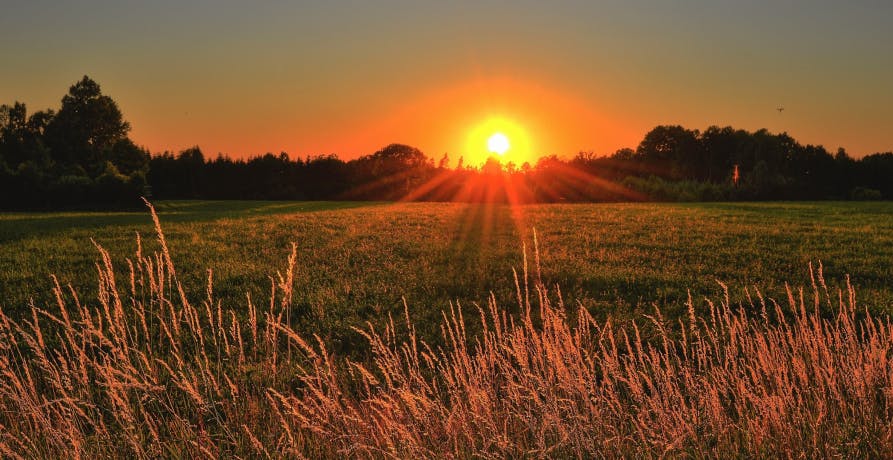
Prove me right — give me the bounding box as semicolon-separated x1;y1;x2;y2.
0;102;53;171
134;131;893;204
45;76;131;174
0;76;147;209
108;138;150;176
481;156;503;175
859;152;893;198
367;143;429;170
612;148;635;161
635;125;704;179
345;144;434;200
700;126;740;182
4;76;893;208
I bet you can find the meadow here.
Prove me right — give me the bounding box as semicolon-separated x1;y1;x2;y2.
0;200;892;457
1;200;892;351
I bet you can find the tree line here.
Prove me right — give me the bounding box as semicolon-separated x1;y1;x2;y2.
0;77;149;209
118;123;893;203
3;77;892;209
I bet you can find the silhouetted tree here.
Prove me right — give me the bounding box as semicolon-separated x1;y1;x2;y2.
635;125;704;179
700;126;739;183
109;138;150;176
346;144;434;199
0;102;53;171
44;76;131;175
612;148;635;161
6;74;893;208
859;152;893;198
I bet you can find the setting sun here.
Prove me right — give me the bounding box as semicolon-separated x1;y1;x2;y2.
487;133;510;155
465;116;534;166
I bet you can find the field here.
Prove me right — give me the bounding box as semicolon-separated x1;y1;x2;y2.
2;201;892;350
1;200;893;457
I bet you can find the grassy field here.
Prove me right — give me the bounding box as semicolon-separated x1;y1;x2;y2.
2;200;893;457
2;200;892;352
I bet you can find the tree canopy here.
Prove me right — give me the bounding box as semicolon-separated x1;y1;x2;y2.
0;76;148;209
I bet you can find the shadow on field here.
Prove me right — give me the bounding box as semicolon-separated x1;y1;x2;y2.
442;203;523;296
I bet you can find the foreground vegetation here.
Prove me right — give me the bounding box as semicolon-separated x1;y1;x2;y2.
0;201;890;458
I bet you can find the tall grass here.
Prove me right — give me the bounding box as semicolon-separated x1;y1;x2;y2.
0;202;890;458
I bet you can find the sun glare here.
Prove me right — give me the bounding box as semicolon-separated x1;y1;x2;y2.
487;133;510;155
466;116;533;166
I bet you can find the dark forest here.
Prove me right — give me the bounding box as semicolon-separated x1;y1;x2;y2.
2;77;891;209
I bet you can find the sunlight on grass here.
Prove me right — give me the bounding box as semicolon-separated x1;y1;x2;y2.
0;202;890;457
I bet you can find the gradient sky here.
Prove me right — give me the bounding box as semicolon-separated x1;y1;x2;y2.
2;1;892;164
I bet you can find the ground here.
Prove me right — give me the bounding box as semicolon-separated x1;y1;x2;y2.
1;200;892;353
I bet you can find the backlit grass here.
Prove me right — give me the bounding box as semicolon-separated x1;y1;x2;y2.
1;201;892;354
0;201;890;457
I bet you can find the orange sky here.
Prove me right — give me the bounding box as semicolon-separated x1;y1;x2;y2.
312;77;641;166
2;2;892;163
115;72;647;166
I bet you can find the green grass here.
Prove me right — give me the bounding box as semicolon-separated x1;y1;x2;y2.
2;200;893;457
2;200;892;354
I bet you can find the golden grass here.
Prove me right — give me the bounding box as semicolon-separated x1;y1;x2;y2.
0;201;890;458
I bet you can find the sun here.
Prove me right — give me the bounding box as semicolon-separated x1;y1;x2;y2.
465;116;533;166
487;133;510;155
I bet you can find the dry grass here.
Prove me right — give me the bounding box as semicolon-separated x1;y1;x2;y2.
0;201;891;458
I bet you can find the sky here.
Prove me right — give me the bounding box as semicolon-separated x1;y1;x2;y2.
2;0;892;165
